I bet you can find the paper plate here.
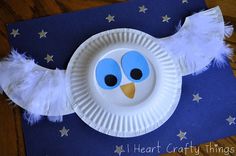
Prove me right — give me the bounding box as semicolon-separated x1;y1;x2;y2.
66;28;182;137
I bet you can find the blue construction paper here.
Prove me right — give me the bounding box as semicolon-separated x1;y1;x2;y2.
7;0;206;70
21;66;236;156
7;0;236;155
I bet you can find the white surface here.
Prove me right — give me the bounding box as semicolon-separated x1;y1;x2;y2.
0;51;74;116
66;29;182;137
158;7;227;76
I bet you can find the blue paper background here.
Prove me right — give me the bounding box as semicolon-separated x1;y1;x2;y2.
7;0;236;155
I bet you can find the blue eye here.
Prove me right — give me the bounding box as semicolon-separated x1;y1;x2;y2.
121;51;150;83
95;58;121;89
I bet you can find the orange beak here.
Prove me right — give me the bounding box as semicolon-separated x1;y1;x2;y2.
120;83;135;99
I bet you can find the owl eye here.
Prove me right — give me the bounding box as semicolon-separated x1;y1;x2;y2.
130;68;143;80
121;51;150;83
105;75;117;87
95;58;121;89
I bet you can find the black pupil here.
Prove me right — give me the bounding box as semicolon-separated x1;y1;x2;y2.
131;68;143;80
105;75;117;87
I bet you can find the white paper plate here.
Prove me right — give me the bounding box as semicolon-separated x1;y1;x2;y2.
66;28;182;137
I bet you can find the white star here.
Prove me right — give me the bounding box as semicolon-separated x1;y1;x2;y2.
162;15;171;23
139;5;148;13
106;14;115;23
59;126;69;137
38;30;48;38
192;93;203;103
226;116;236;125
44;54;54;63
114;145;125;156
182;0;188;4
10;29;20;38
177;130;187;141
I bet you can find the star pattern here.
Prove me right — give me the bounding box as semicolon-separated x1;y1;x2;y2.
177;130;187;141
106;14;115;23
114;145;125;156
7;2;236;156
59;126;70;137
226;116;236;125
182;0;188;4
192;93;203;103
162;15;171;23
139;5;148;13
44;54;54;63
38;30;48;38
10;29;20;38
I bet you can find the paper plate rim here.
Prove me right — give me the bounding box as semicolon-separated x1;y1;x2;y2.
66;28;182;137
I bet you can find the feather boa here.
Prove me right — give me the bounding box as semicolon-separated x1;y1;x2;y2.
0;50;73;124
158;6;234;75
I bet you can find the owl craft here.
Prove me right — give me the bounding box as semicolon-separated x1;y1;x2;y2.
0;7;234;137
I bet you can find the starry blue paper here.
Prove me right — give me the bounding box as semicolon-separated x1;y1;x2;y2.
6;0;236;156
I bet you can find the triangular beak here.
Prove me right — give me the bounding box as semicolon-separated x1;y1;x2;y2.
120;83;135;99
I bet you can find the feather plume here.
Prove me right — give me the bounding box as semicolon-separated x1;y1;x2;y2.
23;111;42;125
23;111;63;125
48;116;63;122
224;25;234;38
0;50;73;120
158;6;234;76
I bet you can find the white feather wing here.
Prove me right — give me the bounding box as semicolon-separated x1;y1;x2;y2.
158;6;233;76
0;50;74;117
